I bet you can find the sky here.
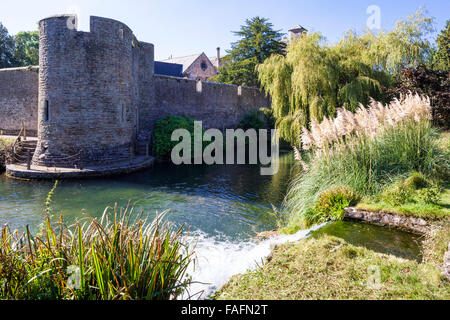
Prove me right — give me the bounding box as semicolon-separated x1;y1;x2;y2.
1;0;449;60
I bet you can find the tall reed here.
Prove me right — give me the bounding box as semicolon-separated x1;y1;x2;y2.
286;93;449;228
0;204;193;300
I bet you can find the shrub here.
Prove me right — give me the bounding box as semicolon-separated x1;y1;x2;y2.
238;110;265;130
152;115;204;160
382;182;414;206
311;187;360;223
403;171;432;190
0;206;193;300
0;138;12;170
259;107;276;129
386;65;450;129
417;187;441;205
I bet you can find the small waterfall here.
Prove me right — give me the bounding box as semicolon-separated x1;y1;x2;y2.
183;223;325;299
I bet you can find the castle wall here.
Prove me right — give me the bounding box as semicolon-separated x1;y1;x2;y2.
33;15;154;167
1;14;270;169
152;75;270;130
0;67;39;136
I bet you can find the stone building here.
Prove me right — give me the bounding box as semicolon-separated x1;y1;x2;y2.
282;24;308;44
0;14;270;172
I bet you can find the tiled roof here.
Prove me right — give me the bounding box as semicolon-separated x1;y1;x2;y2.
154;61;183;77
160;53;202;73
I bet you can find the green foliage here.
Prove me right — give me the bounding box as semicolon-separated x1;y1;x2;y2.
0;206;193;300
382;182;414;206
432;20;449;72
211;17;286;87
311;187;360;223
387;65;450;129
13;31;39;67
258;8;435;146
285;121;449;228
238;110;265;130
403;172;432;190
417;187;441;205
259;107;276;129
152;115;204;160
0;22;15;68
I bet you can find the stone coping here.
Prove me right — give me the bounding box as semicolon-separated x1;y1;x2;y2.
344;207;430;234
5;156;154;180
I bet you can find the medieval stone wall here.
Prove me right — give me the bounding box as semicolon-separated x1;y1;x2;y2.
152;75;270;130
0;15;270;168
32;15;154;167
0;66;39;136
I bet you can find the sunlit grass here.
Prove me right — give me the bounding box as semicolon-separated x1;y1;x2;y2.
216;235;450;300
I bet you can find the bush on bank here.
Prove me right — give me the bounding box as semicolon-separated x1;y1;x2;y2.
0;138;12;171
152;115;205;161
0;206;193;300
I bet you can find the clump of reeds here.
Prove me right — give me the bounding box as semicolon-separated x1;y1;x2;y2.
300;92;432;153
285;92;448;228
0;204;193;300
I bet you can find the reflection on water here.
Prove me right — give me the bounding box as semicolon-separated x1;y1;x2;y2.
0;153;298;239
311;220;423;262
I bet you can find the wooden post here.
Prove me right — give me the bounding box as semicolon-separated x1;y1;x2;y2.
27;149;31;170
145;143;149;159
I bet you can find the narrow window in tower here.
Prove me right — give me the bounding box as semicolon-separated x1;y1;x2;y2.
121;105;125;122
44;100;49;122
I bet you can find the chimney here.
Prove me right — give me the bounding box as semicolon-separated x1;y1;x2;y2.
216;47;221;69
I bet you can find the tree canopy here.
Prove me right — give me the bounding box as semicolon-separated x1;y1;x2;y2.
0;23;39;68
210;16;285;87
257;8;436;146
13;31;39;67
0;22;15;68
432;20;449;71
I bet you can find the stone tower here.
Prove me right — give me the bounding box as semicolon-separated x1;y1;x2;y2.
33;15;154;168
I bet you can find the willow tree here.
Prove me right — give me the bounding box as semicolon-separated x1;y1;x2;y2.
258;8;435;146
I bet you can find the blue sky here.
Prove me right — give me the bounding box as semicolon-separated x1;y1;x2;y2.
1;0;448;60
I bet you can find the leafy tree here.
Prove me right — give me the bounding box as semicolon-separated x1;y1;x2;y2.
0;22;15;68
210;17;285;87
257;8;436;146
13;31;39;66
432;20;449;71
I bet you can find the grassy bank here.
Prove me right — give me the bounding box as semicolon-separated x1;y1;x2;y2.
216;224;450;300
284;94;449;230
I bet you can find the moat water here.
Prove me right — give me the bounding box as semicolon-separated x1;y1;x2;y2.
0;152;422;298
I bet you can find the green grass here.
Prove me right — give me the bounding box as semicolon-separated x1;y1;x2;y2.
357;186;450;220
216;234;450;300
0;205;193;300
284;123;449;229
